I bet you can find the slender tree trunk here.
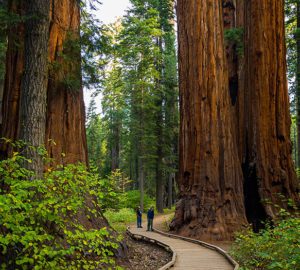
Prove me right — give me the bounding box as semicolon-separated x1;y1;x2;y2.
296;2;300;171
111;112;120;171
19;0;50;178
170;0;247;241
243;0;299;227
139;88;144;211
167;170;173;209
155;36;164;213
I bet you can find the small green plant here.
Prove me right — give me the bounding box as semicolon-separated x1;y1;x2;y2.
0;141;120;269
104;208;136;233
224;27;244;57
231;208;299;269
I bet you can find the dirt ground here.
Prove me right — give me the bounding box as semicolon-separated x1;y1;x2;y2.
113;213;173;269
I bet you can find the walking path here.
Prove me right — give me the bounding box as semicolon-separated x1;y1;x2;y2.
128;215;237;270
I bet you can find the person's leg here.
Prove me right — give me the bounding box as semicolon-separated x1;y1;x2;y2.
147;219;150;231
137;217;139;228
150;219;153;231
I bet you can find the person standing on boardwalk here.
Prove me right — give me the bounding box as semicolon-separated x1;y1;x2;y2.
147;205;154;231
136;206;142;228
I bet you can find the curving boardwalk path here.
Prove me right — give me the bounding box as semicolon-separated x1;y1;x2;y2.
128;225;235;270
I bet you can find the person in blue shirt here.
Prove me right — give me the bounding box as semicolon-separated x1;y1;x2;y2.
147;205;154;231
136;206;142;228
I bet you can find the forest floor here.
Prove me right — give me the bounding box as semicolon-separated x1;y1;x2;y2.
114;213;174;269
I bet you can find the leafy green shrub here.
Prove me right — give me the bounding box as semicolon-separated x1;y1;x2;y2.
231;209;300;269
0;149;119;269
120;190;155;212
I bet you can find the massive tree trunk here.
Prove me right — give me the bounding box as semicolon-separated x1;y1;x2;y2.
19;0;50;178
170;0;247;241
0;0;88;166
243;0;299;228
46;0;88;165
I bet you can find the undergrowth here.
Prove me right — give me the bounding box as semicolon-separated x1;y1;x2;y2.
231;208;299;269
0;140;121;269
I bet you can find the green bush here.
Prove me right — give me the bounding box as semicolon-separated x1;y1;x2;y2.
104;208;136;233
231;209;300;269
0;148;119;269
120;190;155;212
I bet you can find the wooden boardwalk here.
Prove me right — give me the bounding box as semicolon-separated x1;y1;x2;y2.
128;226;235;270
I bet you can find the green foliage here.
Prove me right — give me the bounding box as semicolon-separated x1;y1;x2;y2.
104;208;136;233
97;169;131;211
224;28;244;57
231;209;300;269
121;190;155;212
0;147;119;269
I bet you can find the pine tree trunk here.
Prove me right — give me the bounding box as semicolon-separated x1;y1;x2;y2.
170;0;247;241
296;2;300;171
155;35;164;213
19;0;50;178
167;171;173;209
243;0;299;227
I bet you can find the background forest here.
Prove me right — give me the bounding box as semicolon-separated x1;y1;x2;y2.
0;0;299;269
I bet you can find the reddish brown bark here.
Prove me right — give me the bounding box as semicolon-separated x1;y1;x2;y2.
243;0;299;225
0;0;88;166
170;0;247;241
0;1;24;160
46;0;88;165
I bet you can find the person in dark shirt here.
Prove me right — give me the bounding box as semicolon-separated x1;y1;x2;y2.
136;206;142;228
147;205;154;231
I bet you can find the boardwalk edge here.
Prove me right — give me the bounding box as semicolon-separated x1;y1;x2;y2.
153;228;239;270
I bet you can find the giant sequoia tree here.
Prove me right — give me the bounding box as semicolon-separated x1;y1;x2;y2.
0;0;88;165
171;0;299;240
0;0;115;242
170;0;247;241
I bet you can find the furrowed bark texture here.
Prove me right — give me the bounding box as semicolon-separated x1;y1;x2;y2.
170;0;247;241
46;0;88;165
243;0;299;224
19;0;50;178
0;0;88;166
0;2;126;254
